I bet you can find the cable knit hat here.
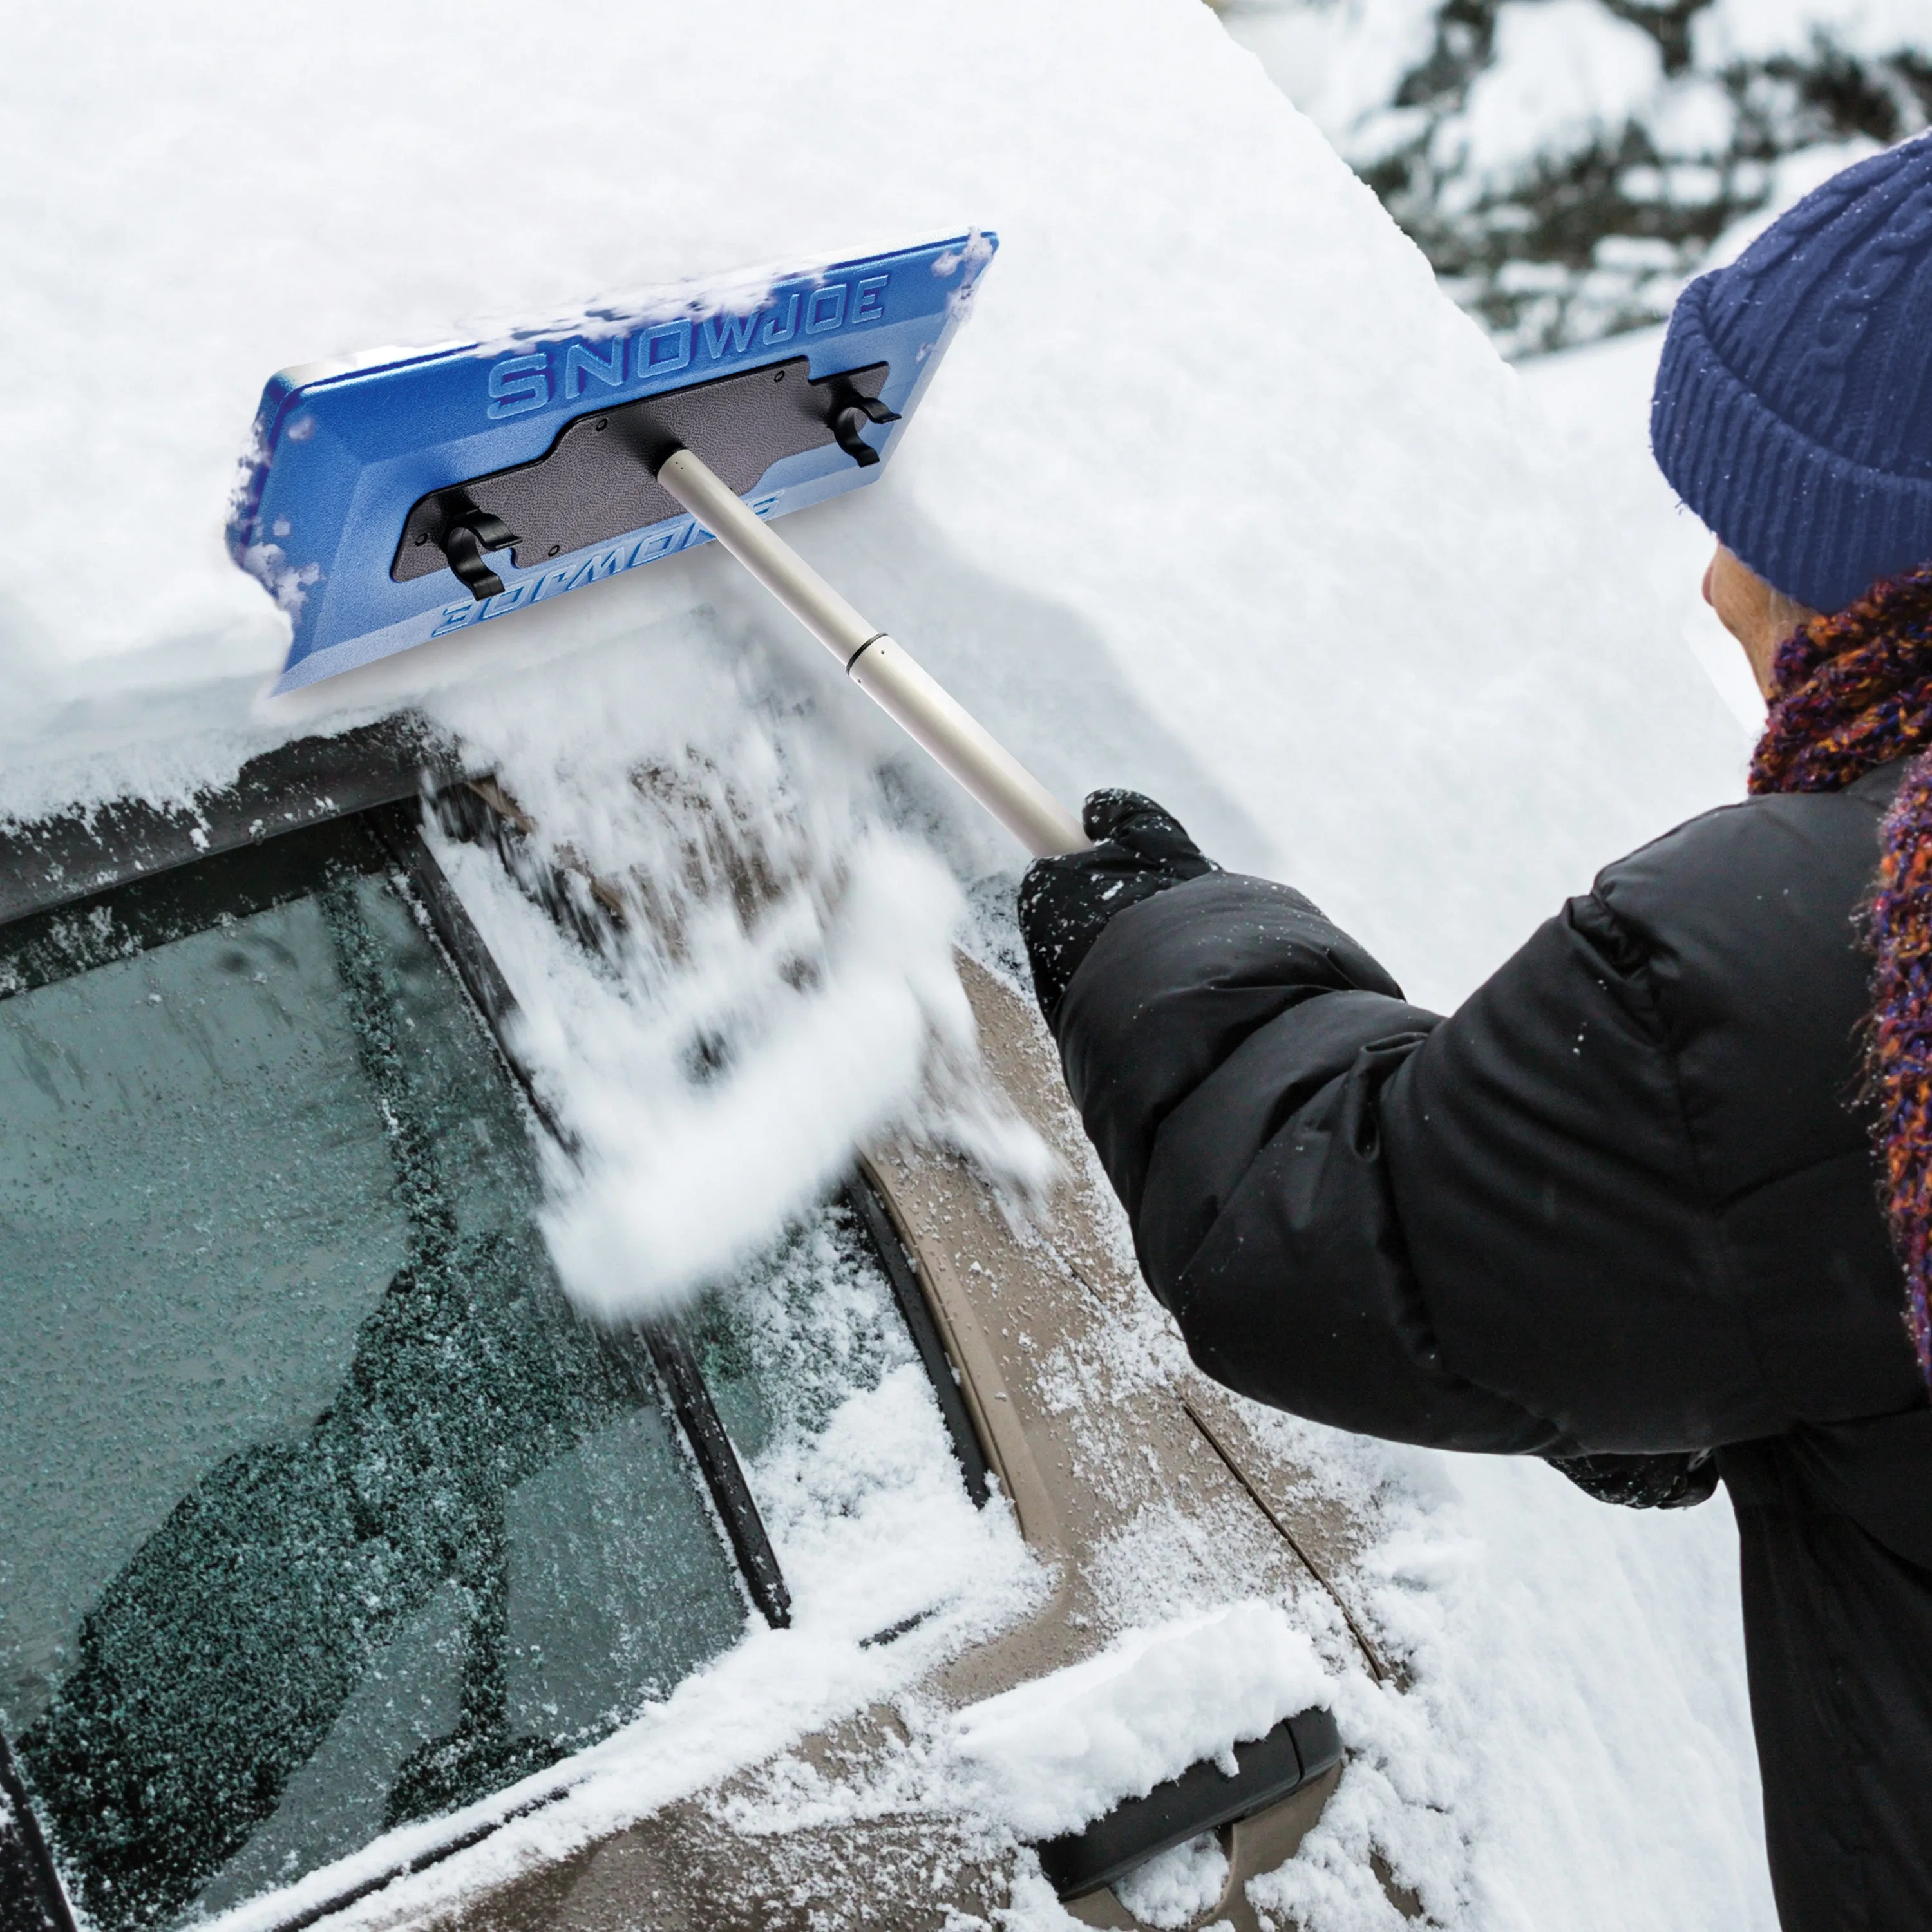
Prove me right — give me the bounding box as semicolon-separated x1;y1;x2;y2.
1652;136;1932;616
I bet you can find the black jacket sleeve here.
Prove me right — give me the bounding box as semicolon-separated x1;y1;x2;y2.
1057;872;1575;1452
1054;823;1920;1457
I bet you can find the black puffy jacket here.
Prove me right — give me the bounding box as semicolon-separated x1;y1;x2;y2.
1052;759;1932;1931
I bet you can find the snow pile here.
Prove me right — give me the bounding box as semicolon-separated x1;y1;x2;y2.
1220;0;1932;352
1;2;1747;1010
950;1602;1328;1841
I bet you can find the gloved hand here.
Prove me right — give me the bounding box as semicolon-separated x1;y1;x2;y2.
1018;790;1218;1028
1544;1449;1719;1510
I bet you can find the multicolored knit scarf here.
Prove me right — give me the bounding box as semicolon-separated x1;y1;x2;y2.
1748;562;1932;1380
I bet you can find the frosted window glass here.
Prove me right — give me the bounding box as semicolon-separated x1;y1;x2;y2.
0;849;744;1931
687;1200;914;1466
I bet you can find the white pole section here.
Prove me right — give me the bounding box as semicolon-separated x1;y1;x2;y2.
656;448;1090;859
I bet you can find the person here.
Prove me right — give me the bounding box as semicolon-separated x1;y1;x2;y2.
1018;137;1932;1931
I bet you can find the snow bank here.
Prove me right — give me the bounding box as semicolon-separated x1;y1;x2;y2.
951;1602;1328;1841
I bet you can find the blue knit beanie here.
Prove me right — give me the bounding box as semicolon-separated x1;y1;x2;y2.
1652;135;1932;616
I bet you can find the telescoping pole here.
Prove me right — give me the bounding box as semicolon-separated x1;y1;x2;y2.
655;447;1090;860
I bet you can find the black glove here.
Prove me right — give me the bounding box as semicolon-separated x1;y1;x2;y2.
1544;1450;1719;1511
1018;790;1218;1028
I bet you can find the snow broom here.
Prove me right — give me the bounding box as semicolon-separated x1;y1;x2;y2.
230;233;1088;858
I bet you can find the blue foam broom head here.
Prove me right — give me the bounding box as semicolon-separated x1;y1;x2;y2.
229;232;997;692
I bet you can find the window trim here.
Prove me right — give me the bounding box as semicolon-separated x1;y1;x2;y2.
0;1727;77;1932
0;717;440;930
842;1173;993;1507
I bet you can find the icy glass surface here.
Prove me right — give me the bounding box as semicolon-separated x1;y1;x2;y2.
686;1199;915;1467
0;866;743;1931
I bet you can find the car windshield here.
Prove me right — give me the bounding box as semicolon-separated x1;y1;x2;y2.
0;821;746;1931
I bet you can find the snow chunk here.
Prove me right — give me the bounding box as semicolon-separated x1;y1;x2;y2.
1114;1831;1232;1929
950;1601;1329;1841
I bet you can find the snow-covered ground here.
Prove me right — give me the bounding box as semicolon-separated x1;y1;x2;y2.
0;0;1874;1924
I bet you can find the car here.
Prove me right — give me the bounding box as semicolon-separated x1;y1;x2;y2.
0;719;1380;1932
